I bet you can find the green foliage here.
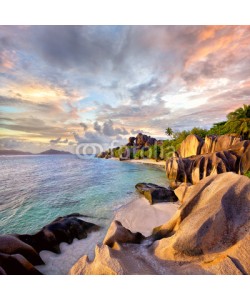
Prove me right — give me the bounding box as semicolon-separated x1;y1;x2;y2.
109;104;250;161
227;104;250;120
148;146;154;159
144;149;149;158
134;150;141;159
165;127;173;136
172;130;191;150
112;147;120;158
208;121;228;135
208;104;250;139
190;127;209;138
147;145;161;159
129;148;134;159
244;171;250;178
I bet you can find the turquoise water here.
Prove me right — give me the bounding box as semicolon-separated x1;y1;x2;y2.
0;155;167;235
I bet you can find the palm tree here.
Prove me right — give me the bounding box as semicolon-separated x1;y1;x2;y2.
165;127;174;137
225;104;250;139
227;104;250;120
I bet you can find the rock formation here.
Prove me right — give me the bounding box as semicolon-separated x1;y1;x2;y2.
178;134;204;158
135;183;178;204
200;134;241;154
125;133;157;150
70;173;250;275
103;220;144;248
152;173;250;274
178;134;242;158
0;252;42;275
97;151;108;158
126;137;136;147
0;235;43;266
166;135;250;187
0;213;99;275
17;214;99;253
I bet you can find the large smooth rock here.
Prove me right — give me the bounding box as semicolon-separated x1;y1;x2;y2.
135;183;178;204
70;173;250;275
179;134;204;158
103;220;144;248
135;133;157;149
152;173;250;274
126;137;136;146
0;253;42;275
0;213;100;275
201;134;242;154
17;214;99;253
166;140;250;186
173;183;192;204
0;235;43;265
69;240;162;275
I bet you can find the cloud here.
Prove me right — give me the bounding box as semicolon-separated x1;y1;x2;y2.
102;120;129;136
79;122;88;131
50;137;61;144
93;121;102;132
50;137;68;144
131;129;144;135
91;120;129;136
1;26;250;151
96;98;171;133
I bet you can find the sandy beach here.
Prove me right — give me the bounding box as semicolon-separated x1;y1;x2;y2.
111;157;166;169
110;157;176;237
114;195;179;237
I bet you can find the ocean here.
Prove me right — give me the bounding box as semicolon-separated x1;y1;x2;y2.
0;155;168;274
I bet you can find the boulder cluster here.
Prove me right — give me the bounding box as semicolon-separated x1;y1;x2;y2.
0;214;99;274
166;134;250;187
152;173;250;274
127;133;157;149
97;133;158;158
70;172;250;275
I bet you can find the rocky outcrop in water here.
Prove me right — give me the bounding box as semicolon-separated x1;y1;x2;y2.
135;183;178;204
166;135;250;187
0;213;99;275
70;173;250;275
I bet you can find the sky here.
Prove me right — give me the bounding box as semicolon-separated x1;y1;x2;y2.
0;25;250;153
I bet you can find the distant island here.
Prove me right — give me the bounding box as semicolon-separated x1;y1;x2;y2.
0;149;72;156
39;149;72;155
0;149;33;155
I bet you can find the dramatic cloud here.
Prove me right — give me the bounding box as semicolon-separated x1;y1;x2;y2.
93;121;102;132
102;120;129;136
50;137;68;144
0;26;250;151
79;122;88;131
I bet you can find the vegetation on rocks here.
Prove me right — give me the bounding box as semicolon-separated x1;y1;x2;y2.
99;104;250;163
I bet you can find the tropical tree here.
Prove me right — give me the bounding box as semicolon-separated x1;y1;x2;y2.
209;121;227;135
225;104;250;139
165;127;174;137
227;104;250;121
190;127;209;138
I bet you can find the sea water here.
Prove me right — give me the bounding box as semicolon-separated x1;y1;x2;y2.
0;155;168;274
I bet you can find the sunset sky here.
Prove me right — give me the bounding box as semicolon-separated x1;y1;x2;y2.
0;25;250;152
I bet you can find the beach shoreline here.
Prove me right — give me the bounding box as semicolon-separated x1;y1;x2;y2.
110;157;166;169
114;195;179;237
